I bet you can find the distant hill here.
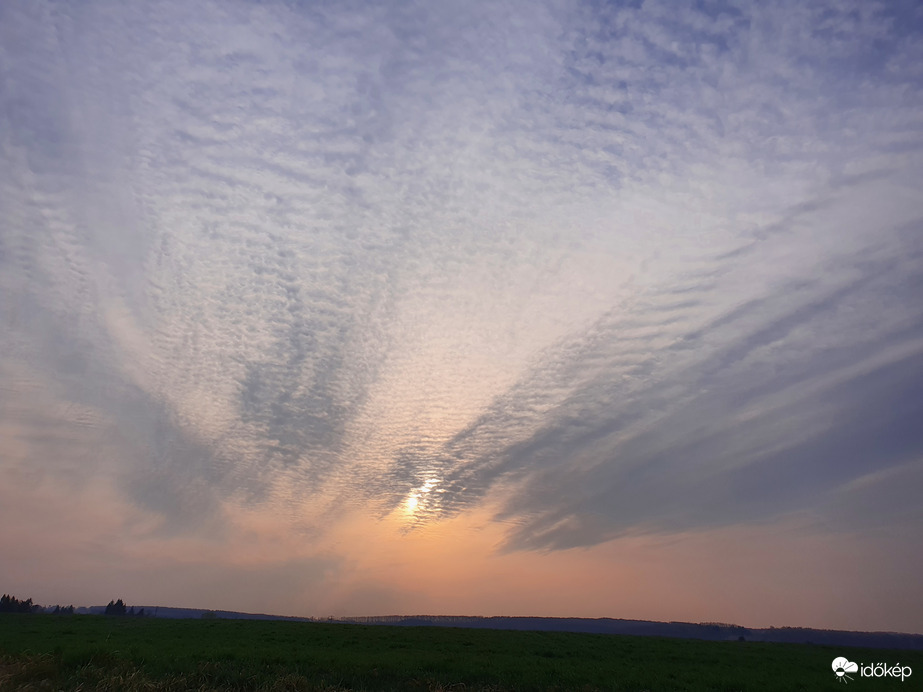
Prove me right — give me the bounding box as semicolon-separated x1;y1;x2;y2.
75;607;922;650
342;615;923;650
77;605;312;622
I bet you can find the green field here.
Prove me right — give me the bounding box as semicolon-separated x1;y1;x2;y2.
1;614;919;691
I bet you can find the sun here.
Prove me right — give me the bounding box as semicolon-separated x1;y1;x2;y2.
401;478;442;518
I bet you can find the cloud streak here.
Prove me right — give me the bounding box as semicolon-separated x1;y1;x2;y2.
2;0;922;628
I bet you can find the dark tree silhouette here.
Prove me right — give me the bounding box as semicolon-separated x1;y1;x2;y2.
0;594;40;613
105;599;128;616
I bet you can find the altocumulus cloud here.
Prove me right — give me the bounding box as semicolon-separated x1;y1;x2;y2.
1;0;922;560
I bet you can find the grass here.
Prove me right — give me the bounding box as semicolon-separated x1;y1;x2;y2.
1;614;920;691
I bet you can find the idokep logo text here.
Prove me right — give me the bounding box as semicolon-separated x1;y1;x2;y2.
832;657;912;683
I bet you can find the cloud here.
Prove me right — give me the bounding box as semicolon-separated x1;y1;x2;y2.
391;186;923;548
1;0;922;576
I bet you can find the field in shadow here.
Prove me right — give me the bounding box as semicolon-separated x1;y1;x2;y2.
2;614;920;691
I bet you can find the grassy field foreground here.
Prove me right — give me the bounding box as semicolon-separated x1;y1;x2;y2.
1;614;920;691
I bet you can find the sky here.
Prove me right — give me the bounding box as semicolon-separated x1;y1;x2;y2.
1;0;922;633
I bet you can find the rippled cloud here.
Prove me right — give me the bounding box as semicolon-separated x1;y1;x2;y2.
1;0;922;622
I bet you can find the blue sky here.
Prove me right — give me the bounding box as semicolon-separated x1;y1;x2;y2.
1;0;922;631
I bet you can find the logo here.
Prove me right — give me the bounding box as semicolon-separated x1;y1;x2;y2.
832;657;858;683
831;657;912;683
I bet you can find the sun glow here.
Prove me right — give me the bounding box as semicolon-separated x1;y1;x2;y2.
402;478;443;517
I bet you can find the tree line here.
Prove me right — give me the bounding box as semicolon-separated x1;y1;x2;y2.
0;594;43;613
105;599;146;617
1;593;144;616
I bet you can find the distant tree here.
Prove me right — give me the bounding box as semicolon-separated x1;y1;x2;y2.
105;599;128;616
0;594;39;613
